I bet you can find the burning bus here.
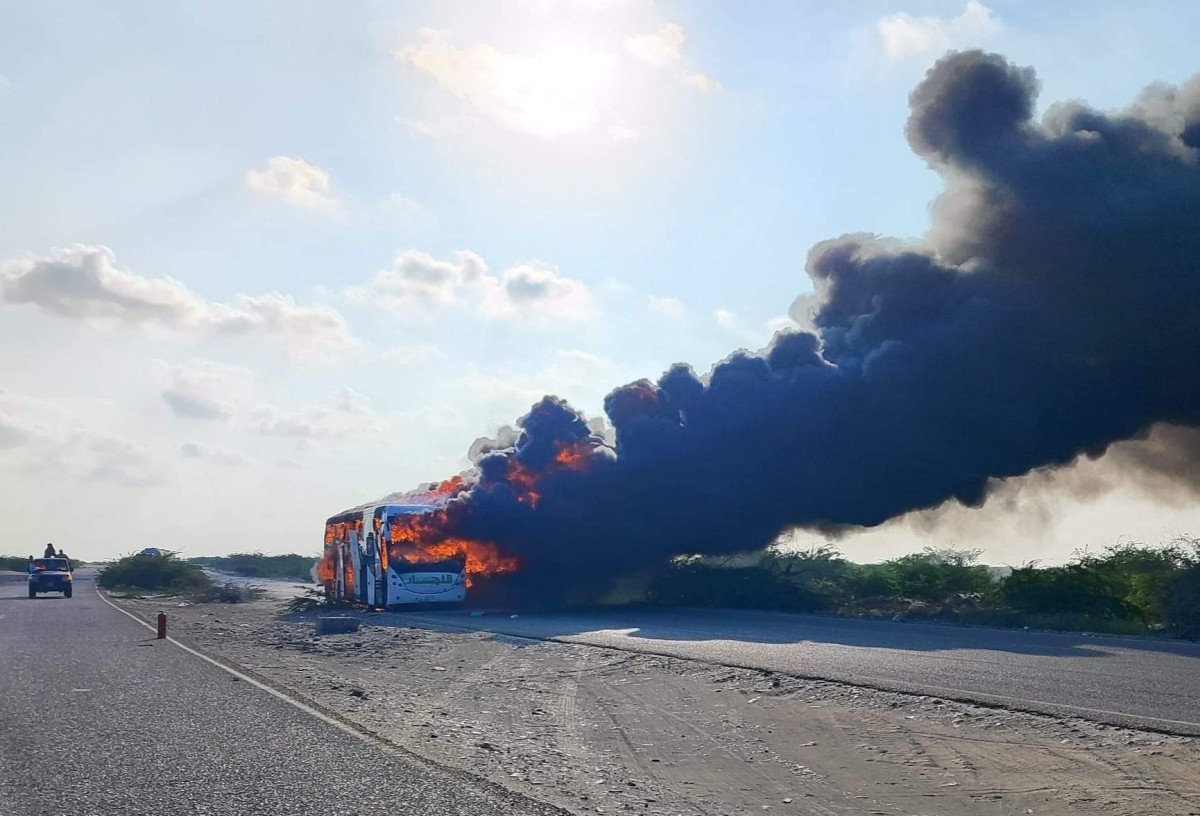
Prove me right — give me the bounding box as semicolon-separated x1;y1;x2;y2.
321;503;467;606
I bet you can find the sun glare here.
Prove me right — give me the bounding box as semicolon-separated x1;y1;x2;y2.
498;46;615;138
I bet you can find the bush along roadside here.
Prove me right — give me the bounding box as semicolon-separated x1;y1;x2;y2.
645;536;1200;639
188;552;316;583
98;553;211;594
98;554;272;605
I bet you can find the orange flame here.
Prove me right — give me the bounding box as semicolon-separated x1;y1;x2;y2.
554;442;591;470
317;522;338;584
432;474;469;497
319;438;601;595
316;557;335;584
502;459;542;507
388;508;519;586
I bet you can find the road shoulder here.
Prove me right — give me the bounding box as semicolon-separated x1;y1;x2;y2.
106;591;1200;816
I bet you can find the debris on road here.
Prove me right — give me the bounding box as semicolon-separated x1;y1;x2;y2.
315;616;359;636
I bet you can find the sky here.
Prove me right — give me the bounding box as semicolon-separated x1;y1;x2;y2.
2;0;1199;564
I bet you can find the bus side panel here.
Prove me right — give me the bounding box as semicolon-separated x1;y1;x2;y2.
384;569;466;605
373;508;388;608
353;518;373;607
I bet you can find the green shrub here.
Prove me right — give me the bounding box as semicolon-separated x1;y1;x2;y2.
646;559;828;613
1162;537;1200;638
0;555;31;572
843;562;901;600
999;563;1138;620
958;609;1150;636
641;536;1198;638
999;542;1188;627
873;548;994;603
286;587;350;613
189;553;316;582
98;553;211;593
1072;542;1185;625
0;555;86;572
188;582;265;604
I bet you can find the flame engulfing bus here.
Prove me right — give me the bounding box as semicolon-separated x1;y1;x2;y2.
321;503;467;606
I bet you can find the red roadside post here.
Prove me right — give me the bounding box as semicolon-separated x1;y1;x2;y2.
156;611;167;639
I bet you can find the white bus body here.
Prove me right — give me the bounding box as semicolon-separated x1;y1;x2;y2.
323;503;466;607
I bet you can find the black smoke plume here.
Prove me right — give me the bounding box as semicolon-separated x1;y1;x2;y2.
421;51;1200;602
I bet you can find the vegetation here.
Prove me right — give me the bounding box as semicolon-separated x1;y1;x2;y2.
188;552;316;583
646;536;1200;639
98;553;211;593
96;553;269;604
286;587;352;614
1;554;86;572
191;582;267;604
0;555;31;572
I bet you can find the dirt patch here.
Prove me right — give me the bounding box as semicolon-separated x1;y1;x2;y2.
116;594;1200;815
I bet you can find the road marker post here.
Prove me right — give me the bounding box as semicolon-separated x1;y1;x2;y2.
156;611;167;639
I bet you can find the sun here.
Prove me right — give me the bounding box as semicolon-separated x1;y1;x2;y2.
490;45;617;138
401;30;620;140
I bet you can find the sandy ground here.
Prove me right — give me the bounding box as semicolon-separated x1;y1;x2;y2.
112;591;1200;816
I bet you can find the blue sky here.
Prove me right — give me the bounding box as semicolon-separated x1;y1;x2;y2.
2;0;1199;562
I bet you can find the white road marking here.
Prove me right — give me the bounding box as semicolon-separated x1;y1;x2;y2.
94;586;399;753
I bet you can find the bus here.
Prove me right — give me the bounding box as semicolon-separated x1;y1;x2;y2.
322;503;467;607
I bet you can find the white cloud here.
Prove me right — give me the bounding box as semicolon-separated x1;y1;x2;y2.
764;314;796;335
246;156;340;213
0;389;44;450
380;343;445;367
449;348;619;419
460;374;547;411
517;0;642;13
399;30;615;138
647;294;685;318
398;13;721;143
609;121;641;141
227;291;356;358
684;72;722;93
625;23;685;66
485;262;595;322
0;416;32;449
401;118;444;138
713;308;773;347
877;1;1002;61
160;359;254;420
74;431;164;487
399;114;474;140
548;348;615;379
349;249;486;307
180;441;252;467
348;249;594;324
380;192;424;223
0;389;164;487
713;308;737;330
1;245;356;358
255;387;389;441
625;22;720;92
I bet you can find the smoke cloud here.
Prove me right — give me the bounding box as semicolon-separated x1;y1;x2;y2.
379;51;1200;601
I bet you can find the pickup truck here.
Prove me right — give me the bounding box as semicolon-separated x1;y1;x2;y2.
29;557;73;598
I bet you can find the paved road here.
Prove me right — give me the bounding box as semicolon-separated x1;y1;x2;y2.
401;606;1200;734
0;572;557;816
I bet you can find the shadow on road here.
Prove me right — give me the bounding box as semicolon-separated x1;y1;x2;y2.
339;605;1200;661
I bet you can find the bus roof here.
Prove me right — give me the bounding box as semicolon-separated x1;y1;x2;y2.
325;503;435;525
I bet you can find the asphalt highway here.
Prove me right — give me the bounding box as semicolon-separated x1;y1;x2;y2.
0;571;557;816
402;605;1200;735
